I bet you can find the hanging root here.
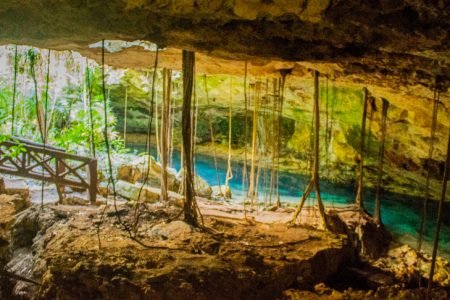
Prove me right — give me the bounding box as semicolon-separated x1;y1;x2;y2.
291;70;328;230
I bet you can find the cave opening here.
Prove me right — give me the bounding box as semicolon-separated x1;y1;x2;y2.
1;2;450;299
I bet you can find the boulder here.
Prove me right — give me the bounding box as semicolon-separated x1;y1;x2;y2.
3;178;30;203
117;155;180;191
0;194;31;257
149;221;194;240
115;180;160;203
177;170;213;199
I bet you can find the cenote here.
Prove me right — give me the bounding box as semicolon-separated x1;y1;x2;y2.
1;4;450;298
130;144;450;261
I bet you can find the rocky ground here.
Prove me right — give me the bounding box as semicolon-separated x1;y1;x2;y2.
1;175;450;299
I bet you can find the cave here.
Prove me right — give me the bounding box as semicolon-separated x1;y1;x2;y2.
0;1;450;299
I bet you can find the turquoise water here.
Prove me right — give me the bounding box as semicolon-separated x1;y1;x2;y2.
130;145;450;259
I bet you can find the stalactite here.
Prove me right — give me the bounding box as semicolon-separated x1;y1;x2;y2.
355;88;369;209
182;50;201;226
426;123;450;300
374;98;389;225
160;68;172;202
292;71;328;229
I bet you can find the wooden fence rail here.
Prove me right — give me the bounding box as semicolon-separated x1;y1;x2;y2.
0;137;97;204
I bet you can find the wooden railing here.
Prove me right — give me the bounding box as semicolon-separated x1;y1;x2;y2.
0;137;97;204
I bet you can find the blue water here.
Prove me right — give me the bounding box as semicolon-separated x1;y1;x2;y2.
130;144;450;259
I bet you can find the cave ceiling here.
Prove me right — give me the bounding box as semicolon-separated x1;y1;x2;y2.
0;0;449;105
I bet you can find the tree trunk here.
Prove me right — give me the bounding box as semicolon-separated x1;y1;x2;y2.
355;88;369;209
181;50;199;226
426;126;450;300
292;70;327;229
374;98;389;225
160;68;172;202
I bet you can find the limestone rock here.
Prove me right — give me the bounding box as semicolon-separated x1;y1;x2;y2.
115;180;160;203
0;194;30;257
177;169;213;199
149;221;194;240
117;155;180;191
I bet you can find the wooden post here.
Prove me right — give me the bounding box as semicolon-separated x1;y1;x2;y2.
355;88;369;209
88;159;97;205
55;158;65;203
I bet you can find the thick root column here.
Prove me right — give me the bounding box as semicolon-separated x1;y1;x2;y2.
292;70;327;230
181;50;201;226
160;68;172;202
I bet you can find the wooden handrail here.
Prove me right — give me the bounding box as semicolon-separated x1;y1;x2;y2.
0;138;97;204
11;137;65;152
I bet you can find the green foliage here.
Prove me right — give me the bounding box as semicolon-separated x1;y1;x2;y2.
0;134;26;159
